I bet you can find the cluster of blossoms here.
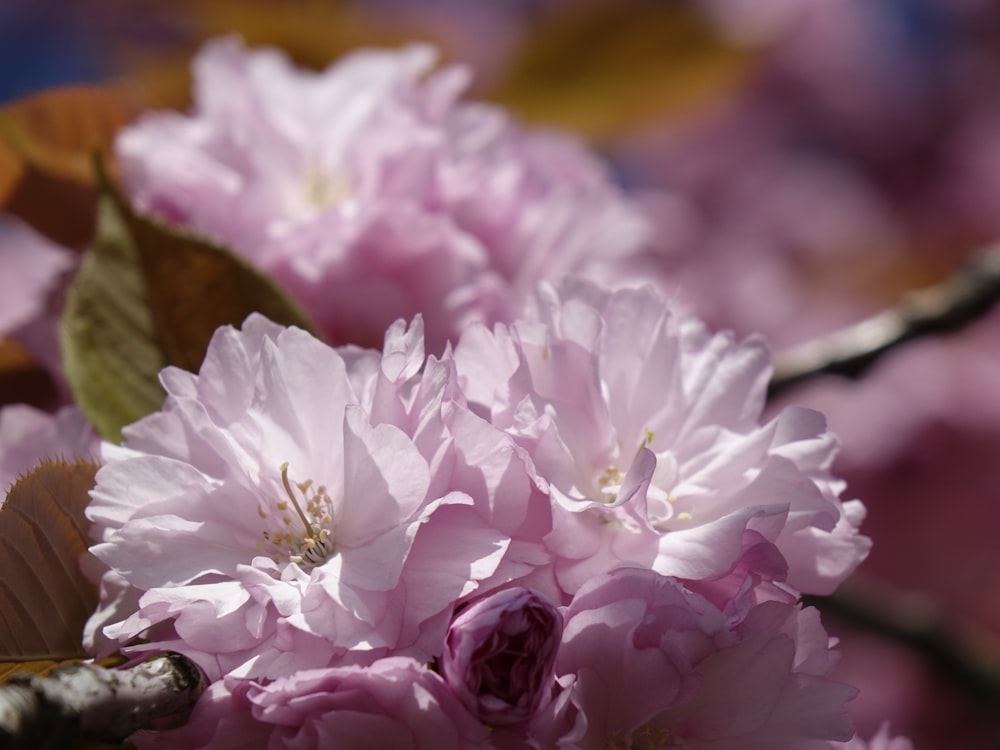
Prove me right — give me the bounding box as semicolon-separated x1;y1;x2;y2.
0;34;915;748
85;281;882;748
116;37;654;352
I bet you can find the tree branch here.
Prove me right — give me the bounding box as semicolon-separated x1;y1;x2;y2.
768;243;1000;399
0;653;206;750
802;580;1000;707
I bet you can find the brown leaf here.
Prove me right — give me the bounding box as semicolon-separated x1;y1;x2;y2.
120;197;321;373
196;0;418;68
111;0;436;110
2;166;100;250
1;86;143;184
0;460;99;661
0;660;61;684
491;3;753;143
0;340;58;410
0;85;145;247
0;139;24;206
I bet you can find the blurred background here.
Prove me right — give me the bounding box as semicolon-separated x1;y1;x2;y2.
3;1;1000;746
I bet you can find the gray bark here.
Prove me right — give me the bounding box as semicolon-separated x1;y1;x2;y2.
0;653;205;750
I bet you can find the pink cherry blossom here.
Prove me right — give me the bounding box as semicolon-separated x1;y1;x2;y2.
85;314;507;681
441;587;562;726
116;36;652;352
333;317;554;646
548;567;857;749
454;280;870;598
138;658;492;750
249;658;491;750
131;679;265;750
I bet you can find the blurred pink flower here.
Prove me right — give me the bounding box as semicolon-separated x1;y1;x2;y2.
611;2;1000;743
0;214;73;339
0;214;76;383
116;36;652;351
0;403;98;493
85;314;507;680
549;567;857;748
454;281;870;597
622;96;916;354
441;587;562;726
614;0;1000;354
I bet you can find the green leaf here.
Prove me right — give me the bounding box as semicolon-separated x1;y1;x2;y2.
0;460;99;664
61;171;320;442
60;195;169;443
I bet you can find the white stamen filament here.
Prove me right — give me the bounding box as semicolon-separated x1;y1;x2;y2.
281;462;317;539
258;463;336;568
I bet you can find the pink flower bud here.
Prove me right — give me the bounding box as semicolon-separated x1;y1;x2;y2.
441;587;563;726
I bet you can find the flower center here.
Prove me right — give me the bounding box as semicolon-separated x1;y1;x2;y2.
597;466;626;501
304;166;352;210
594;429;657;503
257;463;336;568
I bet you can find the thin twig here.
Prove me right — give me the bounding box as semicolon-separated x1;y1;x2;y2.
772;248;1000;708
0;653;206;750
803;581;1000;708
768;243;1000;398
